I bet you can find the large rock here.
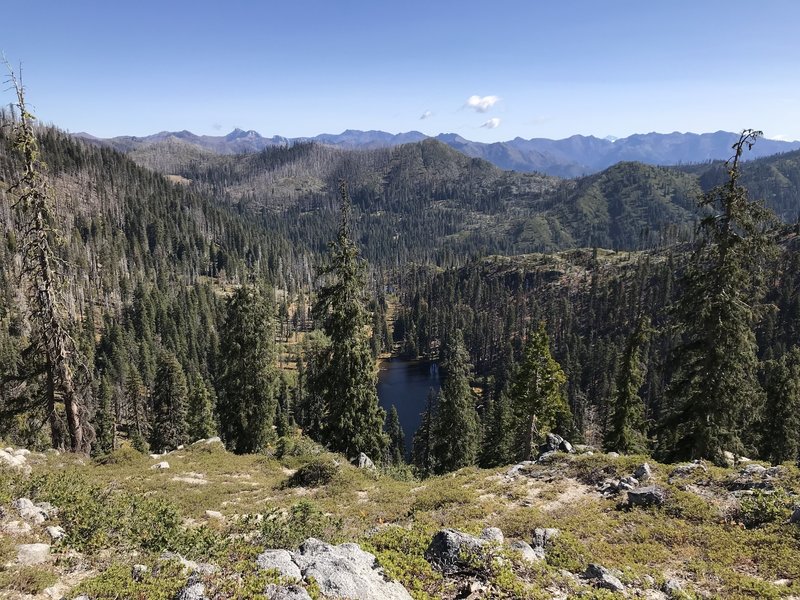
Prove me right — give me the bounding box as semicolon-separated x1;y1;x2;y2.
425;529;487;575
17;543;50;565
539;433;564;455
176;579;208;600
0;449;26;468
256;549;303;580
3;520;32;536
354;452;376;471
263;584;312;600
294;538;412;600
628;486;666;508
13;498;49;523
584;563;625;592
151;461;170;470
510;540;540;562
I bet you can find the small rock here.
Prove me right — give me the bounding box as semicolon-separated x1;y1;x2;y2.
354;452;376;471
537;450;559;464
151;461;170;470
634;462;653;482
663;578;684;598
0;449;26;468
177;445;185;450
670;461;707;478
585;563;625;592
510;540;541;562
204;510;224;520
532;527;560;550
131;564;149;582
177;581;208;600
12;448;31;457
263;584;312;600
789;507;800;524
480;527;504;543
505;461;535;477
256;548;303;580
628;486;667;508
618;476;639;491
46;525;66;541
607;451;620;458
205;436;222;444
3;520;32;536
17;543;50;565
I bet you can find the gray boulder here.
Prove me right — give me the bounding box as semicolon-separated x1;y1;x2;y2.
789;507;800;524
559;439;575;453
539;433;564;454
628;486;667;508
634;462;653;482
354;452;376;471
17;543;50;565
295;538;412;600
510;540;541;562
256;549;303;580
46;525;66;541
425;529;487;575
13;497;48;523
479;527;504;543
263;584;312;600
131;564;149;582
663;578;685;598
176;581;208;600
584;563;625;592
618;476;639;491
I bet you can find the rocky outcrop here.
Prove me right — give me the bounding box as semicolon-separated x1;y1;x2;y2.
354;452;376;471
16;543;50;565
425;529;488;575
584;563;625;592
628;486;667;508
255;538;412;600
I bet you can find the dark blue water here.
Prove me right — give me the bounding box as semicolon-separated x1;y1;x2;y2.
377;359;440;457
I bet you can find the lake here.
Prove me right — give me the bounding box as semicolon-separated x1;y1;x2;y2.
377;358;440;457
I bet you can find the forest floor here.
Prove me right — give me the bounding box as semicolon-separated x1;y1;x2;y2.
1;439;799;599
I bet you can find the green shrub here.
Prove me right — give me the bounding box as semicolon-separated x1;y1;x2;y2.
259;500;342;549
545;532;588;572
96;443;147;466
73;562;186;600
288;458;339;487
738;490;792;528
0;566;58;594
275;435;323;459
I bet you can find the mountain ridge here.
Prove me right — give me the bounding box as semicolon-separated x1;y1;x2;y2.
73;128;800;177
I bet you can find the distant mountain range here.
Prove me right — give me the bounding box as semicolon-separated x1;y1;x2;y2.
74;128;800;178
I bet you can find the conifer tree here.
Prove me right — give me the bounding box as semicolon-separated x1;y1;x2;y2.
151;353;188;452
660;131;778;464
432;330;480;473
94;374;116;456
186;372;216;441
385;405;405;464
124;369;149;452
310;182;386;459
761;348;800;464
604;318;650;454
5;65;92;453
275;372;293;438
412;388;437;477
479;388;513;467
509;323;572;461
216;286;278;453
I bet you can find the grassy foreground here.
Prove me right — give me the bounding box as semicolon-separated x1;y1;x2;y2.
1;437;799;599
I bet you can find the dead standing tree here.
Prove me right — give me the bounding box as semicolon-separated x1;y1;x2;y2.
4;64;93;453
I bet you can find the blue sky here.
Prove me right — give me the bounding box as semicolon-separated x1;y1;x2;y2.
2;1;799;141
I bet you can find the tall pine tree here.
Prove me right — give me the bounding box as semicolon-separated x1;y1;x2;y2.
604;318;650;454
216;286;278;454
761;348;800;465
660;131;778;464
509;323;572;462
432;330;480;473
385;405;405;465
310;182;386;459
151;353;188;452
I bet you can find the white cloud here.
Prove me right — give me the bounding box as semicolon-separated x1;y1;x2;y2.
481;117;501;129
768;133;790;141
420;110;433;120
466;95;500;113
